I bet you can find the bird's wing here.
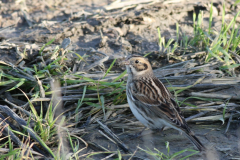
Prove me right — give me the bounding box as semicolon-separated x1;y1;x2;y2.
129;77;190;132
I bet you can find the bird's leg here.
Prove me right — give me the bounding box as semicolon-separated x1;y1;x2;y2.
128;127;147;139
152;127;166;137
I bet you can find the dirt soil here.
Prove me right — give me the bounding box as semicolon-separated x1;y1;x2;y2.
0;0;240;159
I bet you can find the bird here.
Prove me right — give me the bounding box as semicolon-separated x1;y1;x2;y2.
125;54;205;151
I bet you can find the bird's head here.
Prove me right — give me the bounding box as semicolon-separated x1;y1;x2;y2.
125;54;153;78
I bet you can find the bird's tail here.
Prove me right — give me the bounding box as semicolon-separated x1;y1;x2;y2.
184;131;205;151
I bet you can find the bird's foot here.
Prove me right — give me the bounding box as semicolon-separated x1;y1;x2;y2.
128;132;142;139
128;127;147;139
152;127;166;137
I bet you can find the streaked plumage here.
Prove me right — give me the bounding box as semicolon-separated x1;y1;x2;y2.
125;54;205;151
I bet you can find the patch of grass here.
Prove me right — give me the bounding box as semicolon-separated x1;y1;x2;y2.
0;36;130;158
157;3;240;76
193;4;240;74
157;27;177;56
139;141;199;160
156;2;240;108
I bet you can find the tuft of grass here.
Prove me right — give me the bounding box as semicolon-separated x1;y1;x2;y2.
139;141;199;160
157;27;176;56
157;3;240;76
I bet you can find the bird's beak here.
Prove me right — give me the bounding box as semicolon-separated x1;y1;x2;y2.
124;60;130;65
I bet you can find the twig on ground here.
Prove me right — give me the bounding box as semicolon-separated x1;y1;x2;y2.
225;112;233;134
96;119;130;153
101;153;117;160
83;56;109;72
189;92;240;100
185;112;208;122
0;115;23;147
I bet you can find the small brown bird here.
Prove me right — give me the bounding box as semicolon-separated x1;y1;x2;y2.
125;54;205;151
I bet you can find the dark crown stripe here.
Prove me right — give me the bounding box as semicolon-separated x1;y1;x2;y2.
126;54;144;60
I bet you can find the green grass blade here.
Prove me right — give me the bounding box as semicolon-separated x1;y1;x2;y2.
22;125;55;158
234;0;240;6
112;70;127;82
207;2;213;45
0;148;21;160
73;52;88;64
103;58;116;78
39;38;55;55
117;149;122;160
157;27;162;47
220;64;240;70
175;76;205;95
85;102;101;108
0;80;15;86
179;149;199;160
222;11;240;37
171;148;197;159
7;80;25;91
75;85;87;113
100;95;106;118
206;47;224;62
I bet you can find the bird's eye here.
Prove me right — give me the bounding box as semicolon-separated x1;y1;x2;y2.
135;60;139;63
